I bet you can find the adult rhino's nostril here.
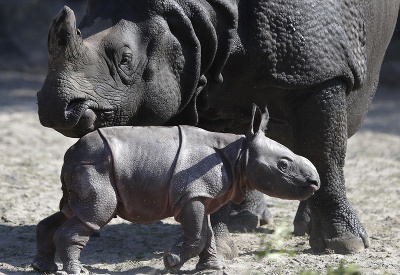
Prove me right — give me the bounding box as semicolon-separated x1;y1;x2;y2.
64;98;93;127
66;98;87;113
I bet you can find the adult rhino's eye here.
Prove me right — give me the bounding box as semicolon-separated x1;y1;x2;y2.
120;53;132;66
278;159;289;172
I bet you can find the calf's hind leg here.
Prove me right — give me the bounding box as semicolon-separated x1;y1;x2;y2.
32;211;70;273
53;216;94;274
164;198;223;272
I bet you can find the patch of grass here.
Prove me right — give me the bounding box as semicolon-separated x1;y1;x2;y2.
256;220;297;260
300;259;362;275
114;259;143;271
134;252;145;259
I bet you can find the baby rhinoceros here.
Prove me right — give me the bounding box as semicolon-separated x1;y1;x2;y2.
32;105;320;274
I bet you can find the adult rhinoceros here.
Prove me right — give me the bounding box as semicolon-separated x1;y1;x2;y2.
37;0;399;256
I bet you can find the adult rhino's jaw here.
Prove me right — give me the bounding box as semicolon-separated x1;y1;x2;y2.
38;92;113;138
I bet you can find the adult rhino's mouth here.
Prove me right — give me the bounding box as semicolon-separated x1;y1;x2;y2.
54;98;113;137
65;99;94;125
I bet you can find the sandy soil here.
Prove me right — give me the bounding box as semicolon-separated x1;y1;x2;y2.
0;71;399;274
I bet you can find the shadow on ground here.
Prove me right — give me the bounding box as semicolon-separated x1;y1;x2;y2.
0;220;183;274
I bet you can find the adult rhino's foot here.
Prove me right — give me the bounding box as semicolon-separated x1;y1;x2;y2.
31;253;58;273
311;231;369;254
229;189;273;229
308;201;370;254
293;201;312;236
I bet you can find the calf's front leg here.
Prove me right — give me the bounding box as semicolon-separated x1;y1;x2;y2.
196;215;224;270
164;198;223;272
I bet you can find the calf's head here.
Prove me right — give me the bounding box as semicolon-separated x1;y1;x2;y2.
243;105;320;201
38;1;205;137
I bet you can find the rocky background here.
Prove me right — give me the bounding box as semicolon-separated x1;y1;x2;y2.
0;1;399;274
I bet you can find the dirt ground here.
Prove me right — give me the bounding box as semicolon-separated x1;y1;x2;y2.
0;70;399;274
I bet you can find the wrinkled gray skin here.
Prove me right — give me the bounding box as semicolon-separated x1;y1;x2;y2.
37;0;399;257
32;106;320;274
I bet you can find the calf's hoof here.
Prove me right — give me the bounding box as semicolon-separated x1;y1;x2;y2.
163;248;183;273
215;233;238;260
196;257;225;271
31;255;58;273
259;208;274;226
311;231;370;254
64;261;88;274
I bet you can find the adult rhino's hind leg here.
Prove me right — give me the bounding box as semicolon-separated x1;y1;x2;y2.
291;79;369;254
32;211;70;273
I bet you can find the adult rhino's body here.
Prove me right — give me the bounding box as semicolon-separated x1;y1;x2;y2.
37;0;399;255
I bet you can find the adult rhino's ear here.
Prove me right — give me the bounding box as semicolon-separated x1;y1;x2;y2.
86;0;108;14
147;1;203;126
246;104;269;139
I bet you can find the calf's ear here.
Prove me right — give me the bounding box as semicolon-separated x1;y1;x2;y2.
246;104;269;139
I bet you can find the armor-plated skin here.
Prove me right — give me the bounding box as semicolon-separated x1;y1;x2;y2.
32;106;320;274
36;0;400;258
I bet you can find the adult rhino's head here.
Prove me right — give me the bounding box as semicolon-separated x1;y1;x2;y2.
38;1;220;137
243;105;320;201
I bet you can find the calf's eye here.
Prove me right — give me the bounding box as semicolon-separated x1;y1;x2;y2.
278;159;289;172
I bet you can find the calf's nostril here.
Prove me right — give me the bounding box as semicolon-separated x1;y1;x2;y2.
309;179;320;192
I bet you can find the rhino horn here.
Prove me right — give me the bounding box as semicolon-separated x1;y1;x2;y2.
48;6;82;61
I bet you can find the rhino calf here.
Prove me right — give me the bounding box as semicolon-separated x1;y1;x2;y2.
32;105;320;274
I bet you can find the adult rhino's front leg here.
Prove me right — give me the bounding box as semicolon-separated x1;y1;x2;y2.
291;79;369;254
229;190;274;228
